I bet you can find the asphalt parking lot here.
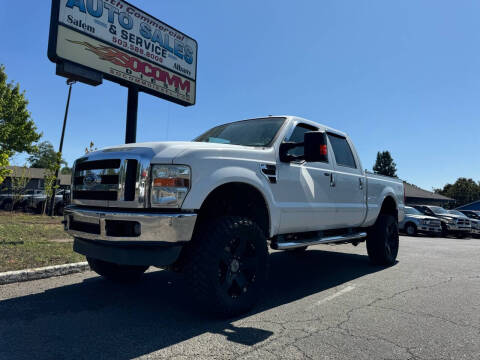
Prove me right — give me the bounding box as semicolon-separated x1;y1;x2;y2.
1;236;479;360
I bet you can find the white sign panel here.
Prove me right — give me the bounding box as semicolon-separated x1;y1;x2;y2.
49;0;197;106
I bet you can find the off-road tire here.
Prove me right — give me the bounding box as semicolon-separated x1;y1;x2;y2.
367;214;399;265
184;216;269;317
87;257;148;282
404;223;417;237
441;223;448;237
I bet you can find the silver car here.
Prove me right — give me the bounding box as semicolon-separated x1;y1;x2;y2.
400;206;442;236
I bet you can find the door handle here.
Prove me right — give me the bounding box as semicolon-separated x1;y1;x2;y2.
330;173;335;187
324;172;331;176
359;178;363;190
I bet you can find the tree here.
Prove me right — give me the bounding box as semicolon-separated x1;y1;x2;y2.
373;151;397;177
434;178;480;208
0;65;42;183
10;166;30;212
28;141;66;169
0;152;10;184
60;166;72;174
85;141;97;154
42;152;62;215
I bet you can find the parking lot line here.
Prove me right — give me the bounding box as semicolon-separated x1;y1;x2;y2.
313;285;356;307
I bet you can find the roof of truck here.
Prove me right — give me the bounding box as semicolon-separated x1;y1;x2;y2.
272;115;348;138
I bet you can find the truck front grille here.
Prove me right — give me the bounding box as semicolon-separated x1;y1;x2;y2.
71;149;151;208
73;190;118;201
76;159;121;171
73;175;119;185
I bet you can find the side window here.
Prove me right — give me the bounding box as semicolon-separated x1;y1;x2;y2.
327;133;356;168
286;124;317;157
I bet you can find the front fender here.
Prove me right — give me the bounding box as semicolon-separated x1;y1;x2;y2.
181;166;280;237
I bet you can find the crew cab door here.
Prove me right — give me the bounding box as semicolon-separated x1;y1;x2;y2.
273;123;337;233
327;133;367;228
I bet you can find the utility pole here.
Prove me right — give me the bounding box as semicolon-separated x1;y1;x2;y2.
49;79;75;216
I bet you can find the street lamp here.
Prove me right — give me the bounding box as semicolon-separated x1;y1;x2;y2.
49;79;76;216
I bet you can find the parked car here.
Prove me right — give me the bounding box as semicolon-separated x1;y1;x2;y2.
451;210;480;238
0;189;44;211
63;115;405;316
400;206;442;236
414;205;471;238
24;189;68;215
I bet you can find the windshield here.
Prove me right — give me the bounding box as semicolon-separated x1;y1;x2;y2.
405;207;422;215
194;117;285;147
467;212;480;219
429;206;449;215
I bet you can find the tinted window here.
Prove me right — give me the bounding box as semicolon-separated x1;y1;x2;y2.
466;212;480;219
286;124;317;157
421;207;434;215
327;133;356;168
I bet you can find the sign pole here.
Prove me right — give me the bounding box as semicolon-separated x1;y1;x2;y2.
125;87;138;144
49;79;75;216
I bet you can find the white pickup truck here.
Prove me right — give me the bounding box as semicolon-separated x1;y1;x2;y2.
64;116;405;316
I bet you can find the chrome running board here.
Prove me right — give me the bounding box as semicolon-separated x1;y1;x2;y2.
273;232;367;250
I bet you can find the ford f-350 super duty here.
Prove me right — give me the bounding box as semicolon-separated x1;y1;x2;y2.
64;116;405;316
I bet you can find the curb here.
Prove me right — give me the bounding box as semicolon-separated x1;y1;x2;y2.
0;262;90;285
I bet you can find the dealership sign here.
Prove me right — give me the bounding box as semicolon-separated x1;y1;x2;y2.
48;0;197;106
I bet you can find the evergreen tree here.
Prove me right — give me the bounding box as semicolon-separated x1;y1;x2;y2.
373;151;397;177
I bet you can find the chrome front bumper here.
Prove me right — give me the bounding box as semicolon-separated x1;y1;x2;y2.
419;225;442;233
64;205;197;243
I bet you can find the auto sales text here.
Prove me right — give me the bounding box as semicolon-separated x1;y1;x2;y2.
65;0;194;65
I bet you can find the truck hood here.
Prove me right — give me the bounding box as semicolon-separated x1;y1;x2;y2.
97;141;273;164
406;214;439;221
436;214;465;222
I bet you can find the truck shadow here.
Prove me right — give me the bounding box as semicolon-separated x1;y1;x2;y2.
0;248;387;359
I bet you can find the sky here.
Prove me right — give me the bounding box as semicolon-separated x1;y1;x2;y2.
1;0;479;190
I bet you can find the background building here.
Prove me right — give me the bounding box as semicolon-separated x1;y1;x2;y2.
404;182;454;207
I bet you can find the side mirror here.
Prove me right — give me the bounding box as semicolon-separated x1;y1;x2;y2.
304;131;328;162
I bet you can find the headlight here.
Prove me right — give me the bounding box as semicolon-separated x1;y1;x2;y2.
421;220;429;225
150;165;191;208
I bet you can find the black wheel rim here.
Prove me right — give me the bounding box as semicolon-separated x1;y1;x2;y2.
218;236;257;299
385;222;399;258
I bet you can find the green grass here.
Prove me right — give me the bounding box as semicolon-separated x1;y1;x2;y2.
0;211;84;272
